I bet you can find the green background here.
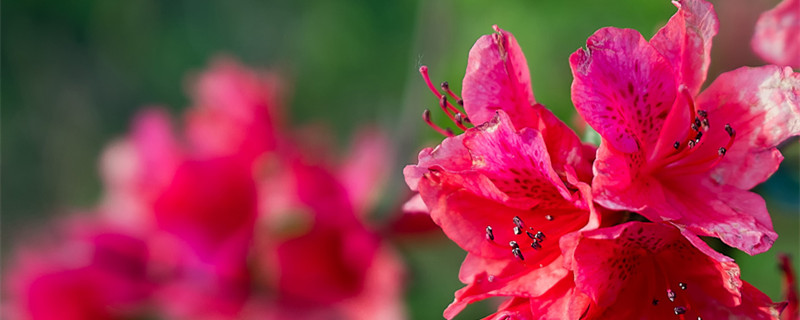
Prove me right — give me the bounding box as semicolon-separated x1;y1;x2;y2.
3;0;797;318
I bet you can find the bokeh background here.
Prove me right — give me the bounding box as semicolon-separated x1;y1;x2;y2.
3;0;798;318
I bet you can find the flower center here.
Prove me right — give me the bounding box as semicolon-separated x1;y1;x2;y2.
419;66;472;137
651;261;703;320
484;215;551;263
647;87;736;176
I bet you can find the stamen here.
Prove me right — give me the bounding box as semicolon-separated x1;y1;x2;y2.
440;96;468;130
422;109;454;137
513;216;524;229
674;306;687;315
441;81;462;102
724;123;735;137
419;66;443;99
512;247;524;260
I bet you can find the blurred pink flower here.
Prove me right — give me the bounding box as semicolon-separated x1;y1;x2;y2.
752;0;800;68
95;57;404;319
4;218;153;320
570;0;800;256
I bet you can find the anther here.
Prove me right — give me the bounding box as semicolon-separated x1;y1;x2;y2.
697;110;708;118
673;141;680;149
513;226;522;235
457;99;464;106
534;231;546;242
674;306;687;315
513;216;523;228
724;123;735;137
422;109;454;137
545;215;554;221
679;282;687;290
718;147;726;156
440;81;449;91
702;118;710;129
687;140;696;148
691;123;699;132
694;117;702;130
512;247;524;261
652;299;659;306
530;240;541;250
509;241;519;249
667;289;676;302
694;131;703;142
526;231;535;239
486;226;494;241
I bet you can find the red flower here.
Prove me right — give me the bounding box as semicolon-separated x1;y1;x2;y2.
752;0;800;69
569;0;800;256
565;222;785;319
405;27;601;318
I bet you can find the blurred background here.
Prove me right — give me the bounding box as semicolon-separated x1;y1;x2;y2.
3;0;797;318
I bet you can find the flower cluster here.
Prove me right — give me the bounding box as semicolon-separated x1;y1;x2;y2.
5;58;405;320
406;0;799;318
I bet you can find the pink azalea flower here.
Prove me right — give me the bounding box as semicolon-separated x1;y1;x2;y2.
565;221;786;319
405;25;604;319
752;0;800;69
4;218;153;320
569;0;800;256
406;109;598;318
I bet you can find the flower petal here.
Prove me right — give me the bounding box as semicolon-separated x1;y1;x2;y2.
752;0;800;69
650;0;719;95
463;25;537;129
571;27;678;154
695;65;800;190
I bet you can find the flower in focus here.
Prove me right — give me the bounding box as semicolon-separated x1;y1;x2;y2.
752;0;800;69
569;0;800;256
565;221;785;319
405;26;599;319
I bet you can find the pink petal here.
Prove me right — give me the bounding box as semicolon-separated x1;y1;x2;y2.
694;65;800;190
462;25;538;129
444;256;569;319
650;0;719;96
185;57;283;161
570;27;678;154
462;112;571;204
659;178;778;255
483;297;534;320
752;0;800;68
403;133;469;191
572;222;773;319
338;127;393;217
